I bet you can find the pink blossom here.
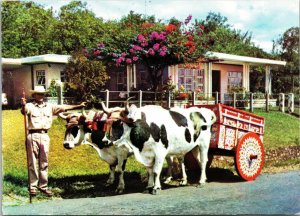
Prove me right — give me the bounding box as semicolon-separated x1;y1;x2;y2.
159;33;166;40
133;45;142;50
137;34;146;42
126;58;132;64
97;43;105;48
150;32;159;40
130;48;135;53
93;50;101;55
141;42;148;47
133;56;138;61
184;15;192;25
148;48;155;55
121;52;126;57
112;53;118;58
153;43;160;50
159;51;166;56
161;46;167;51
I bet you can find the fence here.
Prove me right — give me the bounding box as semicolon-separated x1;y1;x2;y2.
48;89;298;114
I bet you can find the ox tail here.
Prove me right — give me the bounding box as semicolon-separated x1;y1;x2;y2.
131;146;153;167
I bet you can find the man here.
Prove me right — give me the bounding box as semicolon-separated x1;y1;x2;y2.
21;85;86;197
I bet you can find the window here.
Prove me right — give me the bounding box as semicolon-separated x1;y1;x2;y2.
139;70;149;86
227;71;242;90
178;68;204;92
60;71;66;82
116;70;127;91
36;70;46;88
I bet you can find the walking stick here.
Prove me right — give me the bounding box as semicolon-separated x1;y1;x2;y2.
22;88;32;203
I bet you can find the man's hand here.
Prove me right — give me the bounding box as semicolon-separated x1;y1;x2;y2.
21;97;27;106
80;102;87;107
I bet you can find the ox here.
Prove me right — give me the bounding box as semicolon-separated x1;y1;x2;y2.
108;104;216;194
59;108;132;193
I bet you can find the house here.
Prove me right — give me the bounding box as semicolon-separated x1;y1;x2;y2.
1;52;286;107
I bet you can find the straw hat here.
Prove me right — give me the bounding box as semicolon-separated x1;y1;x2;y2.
30;86;48;96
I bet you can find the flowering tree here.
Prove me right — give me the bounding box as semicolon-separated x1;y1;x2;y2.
86;15;210;91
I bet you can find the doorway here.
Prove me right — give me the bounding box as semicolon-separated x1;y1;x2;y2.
212;70;221;103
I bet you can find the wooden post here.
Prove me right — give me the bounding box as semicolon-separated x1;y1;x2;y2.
56;83;63;105
265;92;269;112
22;88;32;203
279;93;285;113
167;91;171;109
139;90;142;108
249;93;253;112
192;91;196;106
215;91;219;104
288;93;294;113
233;92;236;108
105;89;109;108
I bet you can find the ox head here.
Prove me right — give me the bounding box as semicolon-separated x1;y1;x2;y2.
59;110;94;149
100;102;127;145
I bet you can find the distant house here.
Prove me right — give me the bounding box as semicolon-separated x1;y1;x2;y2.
1;52;286;107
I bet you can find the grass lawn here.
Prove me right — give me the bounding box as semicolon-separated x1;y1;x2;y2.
2;109;299;205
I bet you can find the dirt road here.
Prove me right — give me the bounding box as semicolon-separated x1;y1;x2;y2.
3;170;300;215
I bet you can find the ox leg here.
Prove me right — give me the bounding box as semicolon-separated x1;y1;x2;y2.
164;156;173;184
178;156;188;186
105;165;116;186
144;167;154;193
115;159;127;194
198;144;209;186
152;155;166;195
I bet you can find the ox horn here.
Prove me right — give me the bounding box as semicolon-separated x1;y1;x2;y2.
58;112;68;120
81;107;88;118
124;96;134;112
101;101;111;114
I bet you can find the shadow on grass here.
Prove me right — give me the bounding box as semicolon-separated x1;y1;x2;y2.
3;167;243;200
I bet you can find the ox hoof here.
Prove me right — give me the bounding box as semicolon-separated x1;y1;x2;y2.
196;183;206;188
164;177;172;184
105;182;113;187
115;188;124;194
179;180;188;186
151;188;161;195
144;187;153;194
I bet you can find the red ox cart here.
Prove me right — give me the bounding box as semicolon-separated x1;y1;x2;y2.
185;103;265;181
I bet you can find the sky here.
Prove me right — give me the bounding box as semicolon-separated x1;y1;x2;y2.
29;0;299;53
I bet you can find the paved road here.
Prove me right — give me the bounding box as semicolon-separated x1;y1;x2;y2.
3;171;300;215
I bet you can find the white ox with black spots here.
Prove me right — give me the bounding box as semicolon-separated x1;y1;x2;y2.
112;104;216;194
59;108;132;193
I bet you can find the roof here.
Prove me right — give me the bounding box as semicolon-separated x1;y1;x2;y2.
2;54;71;70
2;52;286;70
21;54;71;64
206;51;286;66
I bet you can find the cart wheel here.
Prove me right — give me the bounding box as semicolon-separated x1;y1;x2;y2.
235;132;264;181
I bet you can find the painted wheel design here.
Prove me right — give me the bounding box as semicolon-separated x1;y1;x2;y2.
235;132;264;181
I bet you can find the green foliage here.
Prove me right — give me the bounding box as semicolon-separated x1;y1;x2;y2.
197;12;270;58
47;79;60;97
1;1;55;57
51;1;105;54
271;27;299;93
64;51;110;103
